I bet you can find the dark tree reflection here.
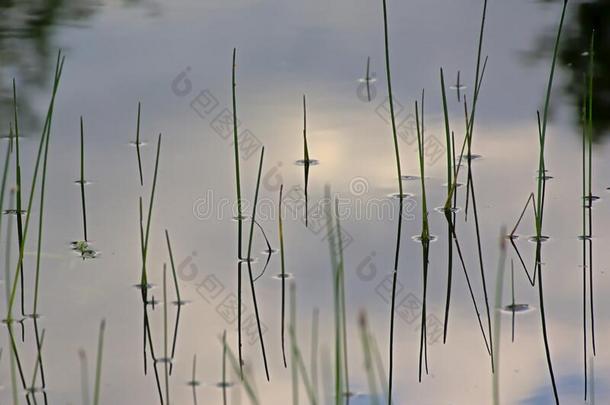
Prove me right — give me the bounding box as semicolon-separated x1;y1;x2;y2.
0;0;152;136
541;1;610;140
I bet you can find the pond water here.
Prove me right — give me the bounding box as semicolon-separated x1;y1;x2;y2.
1;0;610;404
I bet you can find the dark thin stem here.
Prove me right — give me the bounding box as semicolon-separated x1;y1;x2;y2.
511;261;515;343
303;94;310;228
32;101;53;317
586;30;596;359
168;304;182;376
162;267;170;405
440;68;454;343
93;319;106;405
232;48;243;259
191;355;198;405
165;229;183;304
12;80;26;319
381;1;404;401
467;165;494;372
445;210;491;355
136;102;144;186
222;330;227;405
246;147;270;381
6;322;32;405
252;220;273;282
32;319;49;405
366;57;371;102
140;133;162;288
232;48;245;377
80;117;88;242
278;185;287;368
7;52;65;320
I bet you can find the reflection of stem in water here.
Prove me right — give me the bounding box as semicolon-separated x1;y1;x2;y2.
5;191;30;405
380;1;405;402
289;283;318;405
168;303;182;376
165;229;184;376
508;193;537;286
222;335;260;405
467;158;494;372
492;229;507;405
245;147;270;381
444;210;491;355
136;131;164;404
79;349;90;405
4;190;21;405
370;328;389;403
191;355;198;405
143;277;164;404
359;312;380;405
252;219;273;282
7;323;32;405
28;328;45;403
311;307;320;400
290;248;298;404
138;134;162;401
93;319;106;405
324;186;343;404
222;330;227;405
32;319;49;405
334;198;349;395
163;267;170;405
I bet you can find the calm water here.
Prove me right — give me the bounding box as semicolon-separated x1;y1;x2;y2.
1;0;610;404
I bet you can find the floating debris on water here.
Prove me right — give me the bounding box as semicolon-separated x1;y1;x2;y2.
70;240;99;259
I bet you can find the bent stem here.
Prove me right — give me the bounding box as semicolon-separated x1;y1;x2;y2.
246;147;270;381
380;1;404;402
